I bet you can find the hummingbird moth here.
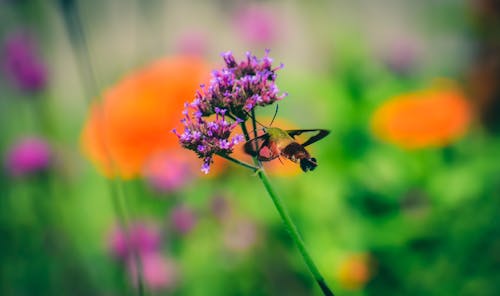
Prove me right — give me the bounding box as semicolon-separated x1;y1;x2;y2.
243;127;330;172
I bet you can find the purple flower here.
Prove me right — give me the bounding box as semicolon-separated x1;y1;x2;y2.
2;31;47;92
108;222;162;260
192;50;286;118
174;107;243;174
170;204;197;234
175;50;286;173
127;253;178;291
5;137;52;177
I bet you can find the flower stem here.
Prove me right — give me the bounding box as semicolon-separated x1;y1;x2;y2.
256;170;334;296
58;2;145;294
250;109;261;166
250;111;257;135
216;153;259;171
240;121;335;296
112;179;146;296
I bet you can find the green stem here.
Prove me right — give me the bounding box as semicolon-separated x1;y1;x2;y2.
240;121;252;142
216;153;259;171
240;122;335;296
250;109;262;167
250;109;259;140
112;179;146;296
257;171;334;296
58;2;145;294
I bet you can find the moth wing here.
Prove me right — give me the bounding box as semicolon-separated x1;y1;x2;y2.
243;134;279;161
243;134;268;157
286;129;330;147
256;145;279;161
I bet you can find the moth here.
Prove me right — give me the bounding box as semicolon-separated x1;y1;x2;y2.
244;127;330;172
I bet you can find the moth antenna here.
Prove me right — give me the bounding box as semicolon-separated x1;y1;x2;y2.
253;118;267;128
269;105;279;127
244;110;267;128
249;127;266;136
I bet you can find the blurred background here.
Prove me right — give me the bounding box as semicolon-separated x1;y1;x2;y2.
1;0;499;295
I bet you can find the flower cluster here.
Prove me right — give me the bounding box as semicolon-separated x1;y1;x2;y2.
174;107;244;174
193;50;286;118
175;51;285;173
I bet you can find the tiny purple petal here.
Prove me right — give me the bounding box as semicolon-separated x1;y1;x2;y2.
222;51;237;68
201;161;211;174
219;139;230;150
232;134;244;145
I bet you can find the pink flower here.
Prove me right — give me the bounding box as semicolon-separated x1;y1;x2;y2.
127;253;178;292
223;218;259;252
170;204;197;234
175;31;209;57
142;151;194;193
382;38;421;75
108;222;161;260
234;5;279;45
5;137;51;177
